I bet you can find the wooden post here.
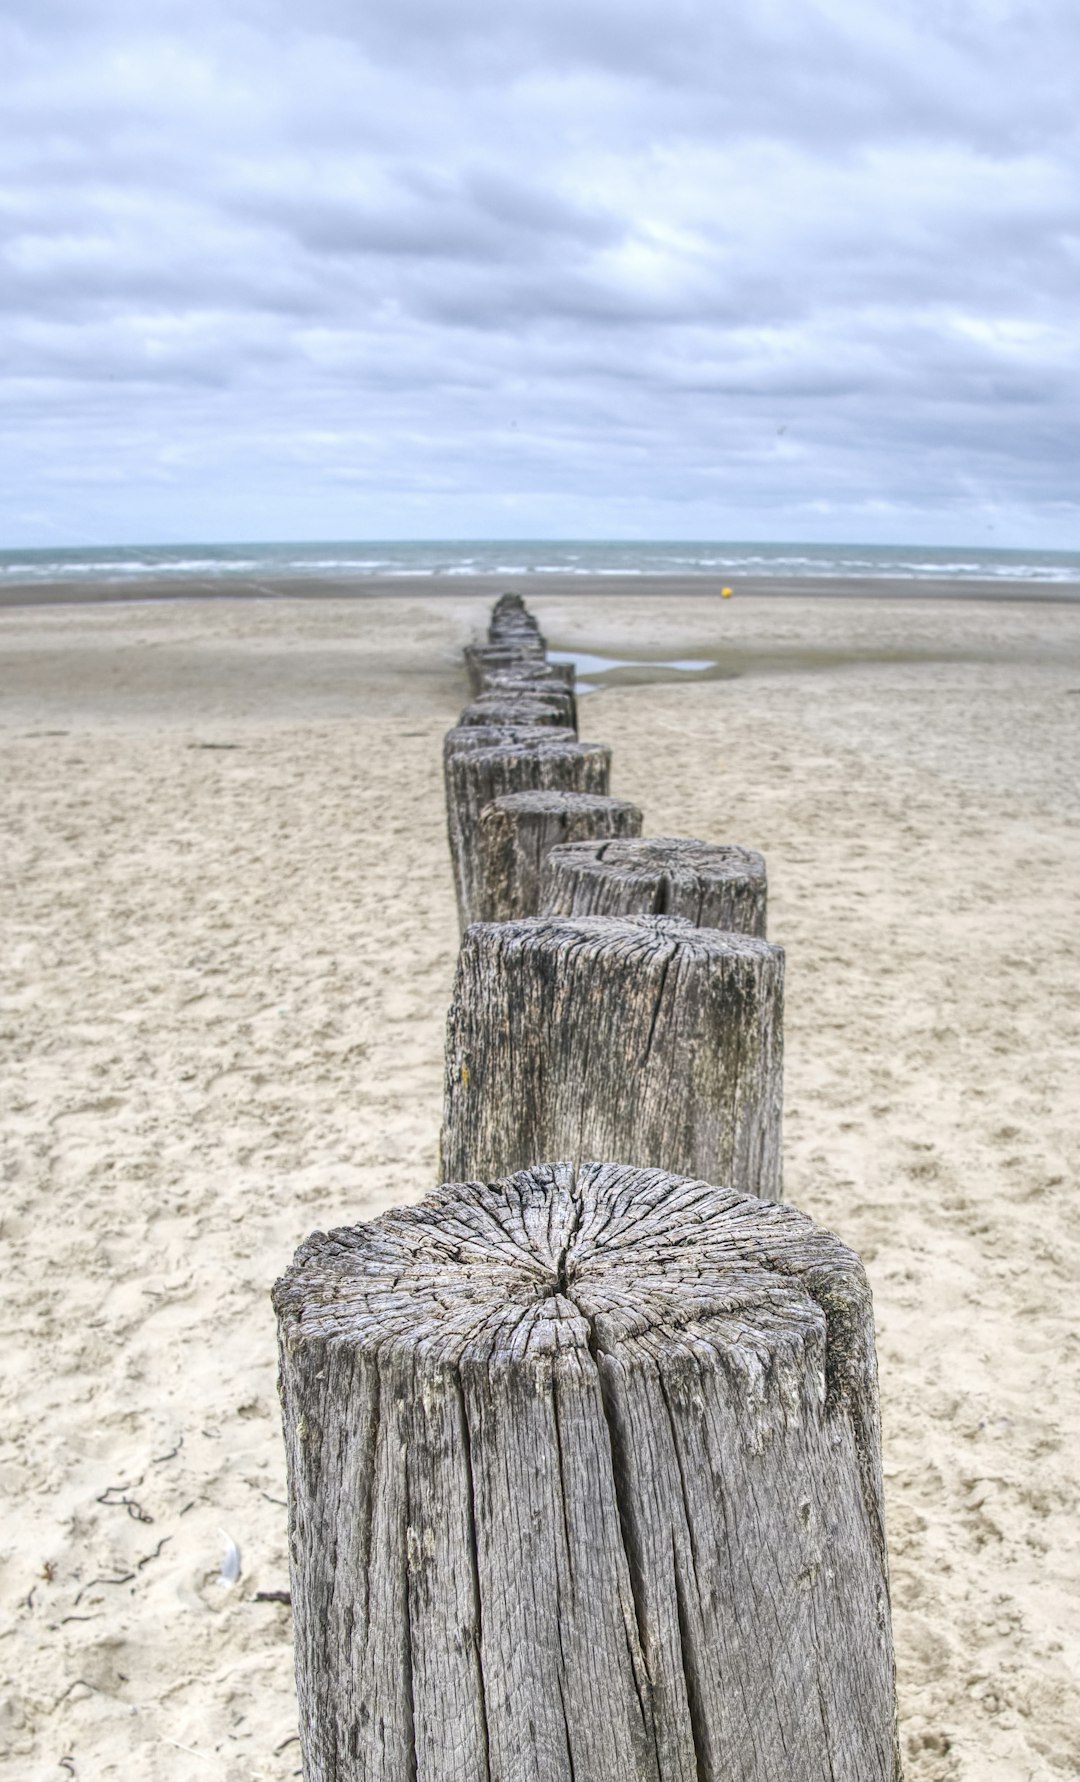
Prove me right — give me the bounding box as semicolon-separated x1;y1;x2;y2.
443;722;576;763
441;913;783;1196
476;790;644;922
540;836;768;935
488;590;544;646
480;666;578;731
481;662;574;691
274;1160;900;1782
461;689;576;731
465;642;547;695
482;658;576;692
446;742;611;932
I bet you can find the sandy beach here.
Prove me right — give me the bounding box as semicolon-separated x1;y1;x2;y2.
1;586;1078;1781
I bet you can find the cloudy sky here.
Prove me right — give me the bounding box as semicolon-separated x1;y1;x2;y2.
3;0;1078;548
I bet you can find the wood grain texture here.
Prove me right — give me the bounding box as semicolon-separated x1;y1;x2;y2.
274;1160;900;1782
443;724;577;763
446;743;611;932
481;660;576;693
480;662;576;691
478;669;578;733
475;791;644;923
539;837;767;936
441;914;784;1196
465;643;547;696
487;592;546;649
460;692;576;733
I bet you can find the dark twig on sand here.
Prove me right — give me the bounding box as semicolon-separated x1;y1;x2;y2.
136;1537;171;1571
96;1482;153;1524
74;1573;134;1606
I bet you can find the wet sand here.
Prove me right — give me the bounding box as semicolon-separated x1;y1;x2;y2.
2;591;1078;1780
3;570;1080;610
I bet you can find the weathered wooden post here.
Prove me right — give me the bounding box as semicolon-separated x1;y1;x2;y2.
479;668;577;731
465;642;547;695
481;659;576;694
476;790;644;922
275;1160;900;1782
446;742;612;932
458;696;573;731
488;590;544;646
442;913;783;1196
459;687;577;730
540;836;768;936
443;722;576;763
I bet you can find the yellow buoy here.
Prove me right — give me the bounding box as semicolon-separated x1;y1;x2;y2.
721;586;733;598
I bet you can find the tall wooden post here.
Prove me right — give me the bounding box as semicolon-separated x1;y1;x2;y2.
540;836;768;935
275;1160;900;1782
441;913;784;1196
446;743;611;932
476;790;643;922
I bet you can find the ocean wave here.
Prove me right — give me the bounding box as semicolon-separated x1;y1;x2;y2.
3;540;1079;589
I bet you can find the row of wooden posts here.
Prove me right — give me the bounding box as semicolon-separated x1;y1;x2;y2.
274;592;902;1781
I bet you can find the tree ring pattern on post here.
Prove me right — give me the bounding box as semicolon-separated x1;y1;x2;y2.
443;723;577;762
459;699;572;731
540;836;768;936
275;1161;900;1782
441;913;784;1197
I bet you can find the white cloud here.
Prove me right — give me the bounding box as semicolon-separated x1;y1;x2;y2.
1;0;1079;544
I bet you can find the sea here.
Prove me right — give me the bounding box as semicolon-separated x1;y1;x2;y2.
3;539;1080;593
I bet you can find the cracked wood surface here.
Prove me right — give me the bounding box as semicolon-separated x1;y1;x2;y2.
539;837;768;936
443;724;577;763
274;1161;900;1782
479;669;578;731
487;593;546;650
440;914;784;1197
459;694;576;732
465;643;547;696
445;742;611;933
476;792;644;924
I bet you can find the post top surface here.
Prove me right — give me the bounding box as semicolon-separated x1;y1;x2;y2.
454;738;610;768
462;910;781;964
547;836;767;880
274;1162;866;1389
444;724;576;756
483;790;640;816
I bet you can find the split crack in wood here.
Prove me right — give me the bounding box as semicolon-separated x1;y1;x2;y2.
275;1161;899;1781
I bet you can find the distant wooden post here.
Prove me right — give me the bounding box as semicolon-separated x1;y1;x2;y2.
446;743;611;932
458;697;572;731
480;666;578;730
442;913;783;1196
488;591;545;648
275;1160;899;1782
461;685;577;731
443;723;576;763
465;642;547;695
476;790;643;922
482;658;576;692
540;836;768;935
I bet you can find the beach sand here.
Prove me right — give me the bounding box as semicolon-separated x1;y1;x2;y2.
1;588;1078;1780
